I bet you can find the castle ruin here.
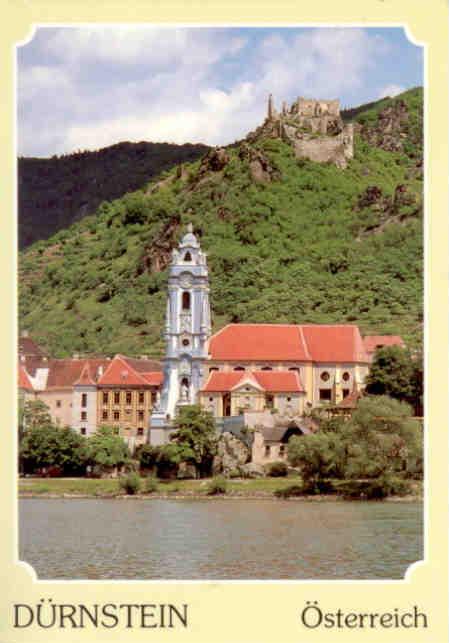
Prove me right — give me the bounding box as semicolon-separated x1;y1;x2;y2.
249;94;354;169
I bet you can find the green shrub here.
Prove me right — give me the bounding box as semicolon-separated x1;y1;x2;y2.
335;475;412;500
274;484;304;498
119;472;141;495
266;461;288;477
143;476;159;494
206;476;228;495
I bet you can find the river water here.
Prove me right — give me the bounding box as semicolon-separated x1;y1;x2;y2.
19;498;422;580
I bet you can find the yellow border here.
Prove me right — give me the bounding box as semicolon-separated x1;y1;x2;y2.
1;2;448;642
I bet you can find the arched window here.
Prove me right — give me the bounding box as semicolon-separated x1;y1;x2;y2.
184;252;192;262
182;291;191;310
233;366;245;371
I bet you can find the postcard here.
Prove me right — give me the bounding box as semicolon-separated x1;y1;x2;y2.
1;0;448;642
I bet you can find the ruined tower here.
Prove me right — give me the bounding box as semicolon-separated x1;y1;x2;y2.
149;224;211;445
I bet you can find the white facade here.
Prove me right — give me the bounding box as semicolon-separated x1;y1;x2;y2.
150;224;211;445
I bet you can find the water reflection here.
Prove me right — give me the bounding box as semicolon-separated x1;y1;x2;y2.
19;498;423;580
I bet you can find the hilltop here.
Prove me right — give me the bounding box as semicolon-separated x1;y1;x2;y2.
19;88;423;358
18;141;209;249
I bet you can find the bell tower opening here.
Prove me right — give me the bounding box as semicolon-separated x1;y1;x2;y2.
182;292;191;311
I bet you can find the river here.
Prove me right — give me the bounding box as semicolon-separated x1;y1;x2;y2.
19;498;422;580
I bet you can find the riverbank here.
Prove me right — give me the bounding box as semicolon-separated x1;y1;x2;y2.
19;477;423;501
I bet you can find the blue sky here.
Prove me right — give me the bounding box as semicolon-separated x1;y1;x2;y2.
17;26;423;157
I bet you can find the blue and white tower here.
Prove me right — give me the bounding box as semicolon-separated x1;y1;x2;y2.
149;223;211;445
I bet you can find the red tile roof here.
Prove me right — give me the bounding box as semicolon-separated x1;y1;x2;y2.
73;363;96;386
18;365;33;391
97;355;162;387
208;323;369;364
141;372;164;386
301;325;368;363
208;324;311;362
363;335;405;354
18;335;46;358
201;370;304;393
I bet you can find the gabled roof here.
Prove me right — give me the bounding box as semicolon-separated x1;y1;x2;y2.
208;324;311;362
336;389;363;409
74;362;96;386
301;325;369;363
97;355;162;387
201;370;304;393
363;335;405;354
18;335;46;358
18;364;34;391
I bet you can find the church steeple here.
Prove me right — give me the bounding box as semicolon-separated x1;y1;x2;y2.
150;223;211;445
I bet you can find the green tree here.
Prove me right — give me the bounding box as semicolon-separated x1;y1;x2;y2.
86;426;131;470
288;432;347;490
20;424;87;475
287;395;422;487
166;405;218;476
22;399;52;431
344;395;421;478
365;346;423;413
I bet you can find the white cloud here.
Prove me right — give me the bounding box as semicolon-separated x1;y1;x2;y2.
17;27;414;156
378;84;405;98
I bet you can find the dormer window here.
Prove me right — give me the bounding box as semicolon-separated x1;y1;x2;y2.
184;252;192;262
182;292;191;310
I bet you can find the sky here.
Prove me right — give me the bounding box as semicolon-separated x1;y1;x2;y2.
17;26;423;158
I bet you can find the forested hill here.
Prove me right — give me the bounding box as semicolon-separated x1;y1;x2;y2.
18;141;209;248
19;88;423;358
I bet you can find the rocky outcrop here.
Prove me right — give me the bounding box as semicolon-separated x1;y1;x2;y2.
239;143;281;183
355;183;421;238
136;215;180;275
360;100;409;153
212;432;251;477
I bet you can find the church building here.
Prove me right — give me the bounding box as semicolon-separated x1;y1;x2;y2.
148;225;403;445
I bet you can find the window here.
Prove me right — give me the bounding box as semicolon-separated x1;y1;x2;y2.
81;411;87;421
103;392;108;405
342;389;350;398
80;428;86;435
265;445;271;457
137;428;144;436
288;367;299;372
287;396;291;402
114;391;120;404
81;393;87;408
233;366;245;371
265;394;274;408
342;372;351;381
114;427;120;435
320;371;330;382
209;367;219;373
182;338;190;347
209;397;214;402
261;366;273;371
138;410;144;421
138;391;145;404
182;291;191;310
151;391;157;406
126;391;132;405
184;252;192;262
56;400;61;408
125;409;131;416
319;389;332;401
279;444;285;456
102;410;108;420
113;411;120;421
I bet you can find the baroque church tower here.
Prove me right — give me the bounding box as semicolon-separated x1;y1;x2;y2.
149;224;211;445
